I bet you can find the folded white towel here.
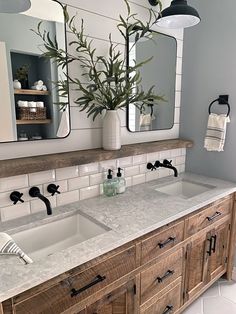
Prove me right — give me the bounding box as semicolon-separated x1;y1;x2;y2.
57;109;70;138
0;233;33;264
204;113;230;152
31;85;42;91
34;80;43;86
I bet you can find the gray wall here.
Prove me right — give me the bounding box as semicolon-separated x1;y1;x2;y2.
180;0;236;265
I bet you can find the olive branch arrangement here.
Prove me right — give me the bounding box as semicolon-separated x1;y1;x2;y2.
33;0;164;120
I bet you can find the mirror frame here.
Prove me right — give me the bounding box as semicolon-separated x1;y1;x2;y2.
126;29;177;133
0;0;71;144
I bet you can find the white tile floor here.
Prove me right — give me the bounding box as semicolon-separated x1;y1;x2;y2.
183;279;236;314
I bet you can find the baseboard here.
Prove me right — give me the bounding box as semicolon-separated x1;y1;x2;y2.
233;267;236;281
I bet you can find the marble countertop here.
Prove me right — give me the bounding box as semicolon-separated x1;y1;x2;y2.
0;172;236;303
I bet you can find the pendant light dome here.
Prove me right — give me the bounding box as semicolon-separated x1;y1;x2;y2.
0;0;31;13
149;0;200;29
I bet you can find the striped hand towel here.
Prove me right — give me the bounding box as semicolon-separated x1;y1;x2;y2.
204;113;230;152
0;233;33;265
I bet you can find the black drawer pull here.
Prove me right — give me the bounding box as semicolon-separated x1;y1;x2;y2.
207;237;213;256
163;305;174;314
158;237;176;249
157;270;175;283
211;235;217;253
71;275;106;297
206;211;222;221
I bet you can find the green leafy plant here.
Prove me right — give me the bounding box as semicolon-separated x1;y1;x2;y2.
33;0;164;120
15;65;29;81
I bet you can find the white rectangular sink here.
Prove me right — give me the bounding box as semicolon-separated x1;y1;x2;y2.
154;179;215;199
12;213;109;261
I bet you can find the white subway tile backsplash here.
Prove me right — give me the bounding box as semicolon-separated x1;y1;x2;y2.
90;173;105;186
0;174;28;193
79;163;99;176
0;147;187;222
1;202;31;222
68;176;90;191
56;190;79;206
159;150;172;160
133;154;147;165
147;152;160;162
146;171;159;182
139;164;148;174
99;160;116;172
29;170;55;186
117;157;133;168
31;197;57;214
56;166;79;180
176;155;186;165
124;166;140;177
132;174;146;186
80;185;100;200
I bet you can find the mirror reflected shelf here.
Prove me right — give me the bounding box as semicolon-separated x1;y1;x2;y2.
0;0;70;143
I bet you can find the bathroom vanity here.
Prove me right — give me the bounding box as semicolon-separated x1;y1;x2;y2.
0;173;236;314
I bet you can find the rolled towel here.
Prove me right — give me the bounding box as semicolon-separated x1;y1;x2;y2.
42;85;47;91
204;113;230;152
0;233;33;265
34;80;43;86
31;85;42;91
17;100;28;108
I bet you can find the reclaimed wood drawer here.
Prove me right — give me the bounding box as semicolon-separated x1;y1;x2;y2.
10;246;136;314
141;281;182;314
186;196;232;237
140;249;183;304
141;221;185;265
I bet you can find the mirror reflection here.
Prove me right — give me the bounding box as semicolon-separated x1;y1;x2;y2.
0;0;70;143
127;31;177;132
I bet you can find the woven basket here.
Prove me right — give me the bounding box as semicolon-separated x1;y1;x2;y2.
18;107;47;120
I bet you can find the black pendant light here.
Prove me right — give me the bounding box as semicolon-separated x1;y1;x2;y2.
0;0;31;13
148;0;200;29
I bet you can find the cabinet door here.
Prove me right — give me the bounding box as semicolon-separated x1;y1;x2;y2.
208;221;230;281
185;231;211;301
86;279;137;314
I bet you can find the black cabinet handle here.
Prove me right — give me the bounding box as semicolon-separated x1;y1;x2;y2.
158;237;176;249
157;270;175;283
211;235;217;253
163;305;174;314
206;211;222;222
207;237;213;256
71;275;106;297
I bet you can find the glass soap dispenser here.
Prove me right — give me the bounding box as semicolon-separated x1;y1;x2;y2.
103;169;117;197
115;168;126;194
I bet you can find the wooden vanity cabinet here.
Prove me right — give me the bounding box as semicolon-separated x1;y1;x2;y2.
83;279;137;314
1;194;236;314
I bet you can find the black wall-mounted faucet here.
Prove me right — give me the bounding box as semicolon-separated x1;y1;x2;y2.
156;159;178;177
29;187;52;215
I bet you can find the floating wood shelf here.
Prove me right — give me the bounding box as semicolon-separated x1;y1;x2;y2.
14;89;49;96
16;119;51;125
0;139;193;178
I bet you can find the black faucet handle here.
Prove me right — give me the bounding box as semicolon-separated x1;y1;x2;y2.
47;184;61;196
154;160;161;168
147;163;156;171
10;191;24;205
163;159;173;166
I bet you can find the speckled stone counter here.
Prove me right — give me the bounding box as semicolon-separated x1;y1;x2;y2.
0;172;236;302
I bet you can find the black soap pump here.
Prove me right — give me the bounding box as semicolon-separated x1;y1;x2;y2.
103;169;117;197
115;168;126;194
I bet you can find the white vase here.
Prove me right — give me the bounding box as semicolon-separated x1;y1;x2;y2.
102;110;121;150
13;79;21;89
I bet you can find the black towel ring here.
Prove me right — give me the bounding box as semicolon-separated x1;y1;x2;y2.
208;96;230;117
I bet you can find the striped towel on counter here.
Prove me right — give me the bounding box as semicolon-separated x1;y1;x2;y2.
0;233;33;264
204;113;230;152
